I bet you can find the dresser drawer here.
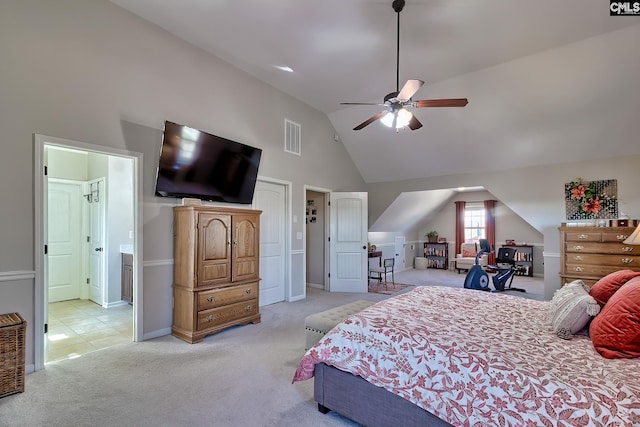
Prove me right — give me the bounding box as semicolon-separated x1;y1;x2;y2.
561;276;598;287
197;282;258;311
565;242;638;255
601;231;633;242
564;231;601;242
565;253;640;267
197;299;258;330
564;263;630;278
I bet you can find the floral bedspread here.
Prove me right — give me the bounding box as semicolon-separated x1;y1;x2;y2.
293;286;640;426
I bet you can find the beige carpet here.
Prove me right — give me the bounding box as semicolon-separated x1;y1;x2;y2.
0;287;389;427
368;282;413;295
395;268;545;300
0;268;545;427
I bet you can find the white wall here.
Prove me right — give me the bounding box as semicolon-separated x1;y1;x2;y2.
47;148;88;181
0;0;366;369
107;156;134;304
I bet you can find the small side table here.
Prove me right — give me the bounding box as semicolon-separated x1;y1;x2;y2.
368;251;382;280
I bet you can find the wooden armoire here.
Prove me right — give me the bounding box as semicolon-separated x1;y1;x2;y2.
172;205;261;343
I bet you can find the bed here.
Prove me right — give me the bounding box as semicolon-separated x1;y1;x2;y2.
293;286;640;426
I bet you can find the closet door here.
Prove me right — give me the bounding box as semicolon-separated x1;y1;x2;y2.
198;213;231;287
231;213;260;283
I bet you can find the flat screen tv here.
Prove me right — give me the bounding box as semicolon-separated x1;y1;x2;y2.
155;121;262;204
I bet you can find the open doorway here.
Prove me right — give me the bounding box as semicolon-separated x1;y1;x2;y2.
34;135;143;371
305;187;330;292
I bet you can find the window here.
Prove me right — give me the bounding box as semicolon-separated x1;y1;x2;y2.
464;202;485;241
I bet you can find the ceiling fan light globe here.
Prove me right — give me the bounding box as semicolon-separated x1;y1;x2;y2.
396;108;412;128
381;112;395;128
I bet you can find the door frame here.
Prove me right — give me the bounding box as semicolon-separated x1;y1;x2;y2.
33;134;144;372
303;185;331;293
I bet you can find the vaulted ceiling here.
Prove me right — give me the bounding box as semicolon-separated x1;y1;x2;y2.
110;0;640;187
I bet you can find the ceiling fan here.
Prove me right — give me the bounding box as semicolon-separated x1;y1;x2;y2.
341;0;468;131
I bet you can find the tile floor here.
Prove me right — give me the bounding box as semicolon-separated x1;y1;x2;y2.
46;299;132;363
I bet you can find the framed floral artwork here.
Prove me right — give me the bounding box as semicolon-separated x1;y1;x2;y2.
565;178;618;220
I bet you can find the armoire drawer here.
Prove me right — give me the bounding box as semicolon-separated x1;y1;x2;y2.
197;282;258;311
197;299;258;330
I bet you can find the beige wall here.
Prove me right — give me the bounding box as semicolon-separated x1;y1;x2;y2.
367;155;640;297
418;190;544;276
0;0;366;369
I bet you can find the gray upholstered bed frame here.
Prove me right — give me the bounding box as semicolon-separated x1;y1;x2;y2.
314;363;453;427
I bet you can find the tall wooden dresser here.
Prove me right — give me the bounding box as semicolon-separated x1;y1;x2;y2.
559;223;640;287
172;205;261;343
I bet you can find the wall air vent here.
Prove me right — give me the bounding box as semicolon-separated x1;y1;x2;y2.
284;119;301;156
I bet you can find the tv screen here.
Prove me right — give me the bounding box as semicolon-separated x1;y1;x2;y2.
155;121;262;204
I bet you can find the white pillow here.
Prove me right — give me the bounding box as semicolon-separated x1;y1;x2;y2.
549;280;600;339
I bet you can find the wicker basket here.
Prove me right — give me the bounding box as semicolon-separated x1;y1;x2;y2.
0;312;26;398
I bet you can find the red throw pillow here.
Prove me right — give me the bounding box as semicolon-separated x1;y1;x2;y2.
589;269;640;308
590;277;640;359
462;249;476;257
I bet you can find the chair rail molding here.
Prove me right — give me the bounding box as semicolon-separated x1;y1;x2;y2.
0;270;36;282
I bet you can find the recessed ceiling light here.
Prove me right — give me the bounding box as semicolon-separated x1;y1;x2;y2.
273;65;294;73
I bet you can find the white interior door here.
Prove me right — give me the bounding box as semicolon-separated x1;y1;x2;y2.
329;192;368;293
48;180;83;302
253;181;286;306
88;178;105;305
395;236;405;271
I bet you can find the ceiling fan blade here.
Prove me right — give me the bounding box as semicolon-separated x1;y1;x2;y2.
353;111;387;130
408;114;422;130
397;79;424;101
413;98;469;108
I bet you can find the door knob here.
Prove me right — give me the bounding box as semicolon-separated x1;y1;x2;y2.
362;245;367;250
95;247;103;252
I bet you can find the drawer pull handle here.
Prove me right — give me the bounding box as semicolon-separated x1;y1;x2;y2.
622;258;634;264
574;266;584;272
623;247;634;252
578;234;588;239
246;288;252;294
206;314;215;322
245;305;253;312
573;245;584;251
207;296;215;303
574;255;583;261
617;235;629;240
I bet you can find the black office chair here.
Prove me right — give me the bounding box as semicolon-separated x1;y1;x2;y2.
369;258;395;289
487;247;526;293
